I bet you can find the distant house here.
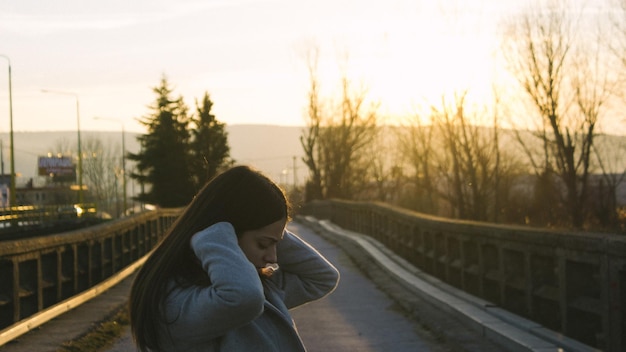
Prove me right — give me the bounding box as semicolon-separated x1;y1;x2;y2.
16;181;79;207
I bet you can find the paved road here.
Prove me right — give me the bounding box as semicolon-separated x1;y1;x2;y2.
106;221;449;352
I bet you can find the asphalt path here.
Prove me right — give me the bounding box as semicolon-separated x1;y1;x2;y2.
105;221;449;352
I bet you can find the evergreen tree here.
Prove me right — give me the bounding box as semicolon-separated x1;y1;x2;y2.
128;76;195;207
189;92;232;190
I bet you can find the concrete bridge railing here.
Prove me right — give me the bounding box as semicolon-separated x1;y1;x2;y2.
0;208;181;333
301;199;626;352
2;200;624;350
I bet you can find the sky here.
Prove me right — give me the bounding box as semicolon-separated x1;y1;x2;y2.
0;0;623;135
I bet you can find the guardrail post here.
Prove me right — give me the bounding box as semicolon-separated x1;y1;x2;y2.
0;258;13;328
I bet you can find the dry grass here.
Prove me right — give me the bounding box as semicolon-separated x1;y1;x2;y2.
57;305;130;352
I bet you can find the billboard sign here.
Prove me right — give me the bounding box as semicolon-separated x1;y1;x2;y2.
38;156;76;182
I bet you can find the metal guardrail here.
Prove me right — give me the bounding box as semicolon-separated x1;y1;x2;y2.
0;208;182;341
0;251;147;346
301;199;626;352
0;204;98;229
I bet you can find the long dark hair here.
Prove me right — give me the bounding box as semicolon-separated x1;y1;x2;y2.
129;165;289;351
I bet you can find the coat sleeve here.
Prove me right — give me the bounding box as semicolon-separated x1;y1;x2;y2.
163;222;265;341
270;230;340;309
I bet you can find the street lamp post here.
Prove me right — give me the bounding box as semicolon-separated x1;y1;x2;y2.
41;89;83;204
0;55;16;207
94;117;127;217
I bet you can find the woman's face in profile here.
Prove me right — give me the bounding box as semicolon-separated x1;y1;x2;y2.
237;218;286;271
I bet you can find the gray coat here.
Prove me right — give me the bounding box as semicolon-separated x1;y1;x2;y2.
156;222;340;351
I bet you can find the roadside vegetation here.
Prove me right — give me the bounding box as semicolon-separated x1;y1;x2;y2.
299;0;626;232
57;305;129;352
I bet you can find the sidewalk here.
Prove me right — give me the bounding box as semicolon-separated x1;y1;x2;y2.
107;220;477;351
306;217;598;352
0;271;136;352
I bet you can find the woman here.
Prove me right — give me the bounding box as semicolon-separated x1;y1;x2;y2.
129;165;339;351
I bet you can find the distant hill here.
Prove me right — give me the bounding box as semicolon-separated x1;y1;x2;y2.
0;124;307;188
2;124;624;193
227;124;305;185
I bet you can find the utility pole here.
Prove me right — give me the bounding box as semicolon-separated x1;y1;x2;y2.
293;156;298;190
0;54;16;207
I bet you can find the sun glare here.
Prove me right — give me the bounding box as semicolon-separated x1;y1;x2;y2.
309;12;501;126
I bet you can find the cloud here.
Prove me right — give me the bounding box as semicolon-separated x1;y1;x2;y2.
0;14;139;34
0;0;273;35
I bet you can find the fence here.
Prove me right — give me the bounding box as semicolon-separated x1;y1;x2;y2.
0;208;181;331
302;199;626;352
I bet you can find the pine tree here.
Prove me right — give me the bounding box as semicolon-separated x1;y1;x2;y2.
128;76;196;207
189;92;232;190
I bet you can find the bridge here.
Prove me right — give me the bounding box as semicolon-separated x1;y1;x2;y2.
0;200;623;351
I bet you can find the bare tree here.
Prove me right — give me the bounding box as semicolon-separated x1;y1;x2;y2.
396;90;524;223
367;125;403;202
610;0;626;88
396;114;439;214
81;137;122;217
591;135;626;229
502;1;615;228
300;49;379;201
300;46;324;201
319;75;378;199
431;93;520;222
50;136;121;217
